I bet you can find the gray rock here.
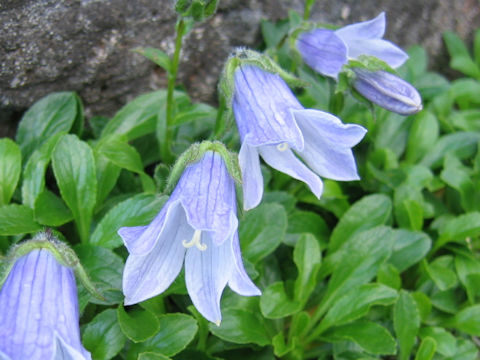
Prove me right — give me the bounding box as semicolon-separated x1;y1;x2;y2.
1;0;479;133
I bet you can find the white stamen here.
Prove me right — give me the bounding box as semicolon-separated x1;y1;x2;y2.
276;142;289;151
182;229;207;251
215;320;221;326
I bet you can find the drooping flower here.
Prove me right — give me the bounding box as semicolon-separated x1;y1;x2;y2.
0;248;91;360
352;68;422;115
233;64;367;210
119;150;260;324
297;12;408;78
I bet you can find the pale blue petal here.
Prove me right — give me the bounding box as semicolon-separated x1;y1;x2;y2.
122;202;189;305
344;39;408;68
258;144;323;199
297;29;347;78
0;249;89;360
353;69;422;115
118;197;179;255
185;233;232;324
233;65;304;150
294;109;367;180
53;335;91;360
335;12;386;40
176;151;238;245
239;140;263;210
228;233;261;296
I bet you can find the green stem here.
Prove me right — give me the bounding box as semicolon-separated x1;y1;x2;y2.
163;18;186;163
213;95;227;139
303;0;316;20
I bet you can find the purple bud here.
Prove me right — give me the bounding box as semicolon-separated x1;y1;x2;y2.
353;69;422;115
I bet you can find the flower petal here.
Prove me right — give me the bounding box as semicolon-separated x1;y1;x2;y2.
228;233;261;296
258;144;323;198
53;334;91;360
176;151;238;245
294;109;367;180
0;249;89;360
118;226;148;251
336;12;386;40
122;202;189;305
233;65;304;150
345;39;408;69
239;140;264;210
297;29;347;78
185;233;232;324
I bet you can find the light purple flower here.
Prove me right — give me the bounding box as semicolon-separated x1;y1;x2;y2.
0;249;91;360
297;12;408;78
353;68;422;115
233;64;367;210
119;151;260;324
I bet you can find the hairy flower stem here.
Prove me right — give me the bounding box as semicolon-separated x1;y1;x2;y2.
213;95;226;139
163;18;186;163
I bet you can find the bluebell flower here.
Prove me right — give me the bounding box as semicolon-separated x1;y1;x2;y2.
297;12;408;78
0;248;91;360
233;64;367;210
119;151;260;324
353;68;422;115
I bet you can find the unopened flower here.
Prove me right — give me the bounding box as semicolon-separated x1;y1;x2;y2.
233;64;367;210
0;248;91;360
297;12;408;78
353;68;422;115
119;151;260;324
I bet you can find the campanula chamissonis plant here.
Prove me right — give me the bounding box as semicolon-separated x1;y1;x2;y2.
0;247;91;360
119;150;260;324
231;63;367;210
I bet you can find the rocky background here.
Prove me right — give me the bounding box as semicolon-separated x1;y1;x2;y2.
1;0;479;137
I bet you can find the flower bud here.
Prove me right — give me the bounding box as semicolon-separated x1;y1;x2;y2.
353;69;422;115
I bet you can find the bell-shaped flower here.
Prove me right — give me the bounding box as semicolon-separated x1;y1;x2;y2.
233;64;367;210
119;151;260;324
353;68;422;115
0;248;91;360
297;12;408;78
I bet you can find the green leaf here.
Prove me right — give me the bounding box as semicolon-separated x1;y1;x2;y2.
414;337;436;360
239;203;287;264
319;226;394;316
209;308;271;346
285;210;329;246
329;194;392;252
388;229;431;272
15;92;80;160
412;291;432;322
444;31;471;59
0;138;21;206
455;250;480;303
260;282;301;319
424;256;458;291
293;233;321;303
52;134;97;243
96;136;155;192
101;90;188;140
75;245;124;308
419;327;456;357
33;190;73;226
318;283;397;334
131;314;198;357
138;353;171;360
394;290;420;360
377;263;402;289
451;55;480;79
0;204;42;235
405;111;439;164
453;339;479;360
94;153;121;206
91;193;167;249
436;212;480;250
420;132;480;169
453;304;480;336
133;47;171;72
117;305;160;343
83;309;126;360
21;133;64;208
325;320;396;355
